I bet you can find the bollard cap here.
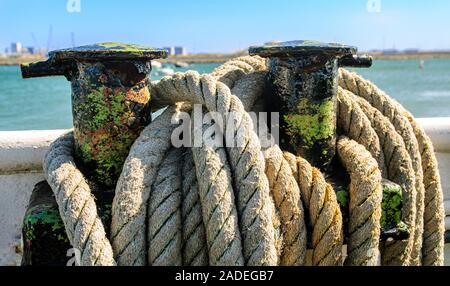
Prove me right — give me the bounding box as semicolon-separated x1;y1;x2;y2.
49;42;167;61
21;42;167;79
249;40;357;58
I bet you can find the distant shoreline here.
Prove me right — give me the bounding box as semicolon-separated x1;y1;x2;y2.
0;55;44;66
366;51;450;60
2;51;450;66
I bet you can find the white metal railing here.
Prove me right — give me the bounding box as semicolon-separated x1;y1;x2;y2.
0;129;69;174
1;118;449;173
417;118;450;152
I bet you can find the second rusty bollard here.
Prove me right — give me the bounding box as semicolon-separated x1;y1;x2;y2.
21;43;167;188
249;40;372;170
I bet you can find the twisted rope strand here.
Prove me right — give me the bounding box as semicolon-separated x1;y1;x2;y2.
111;104;190;266
147;147;183;266
43;133;116;266
264;146;307;265
283;152;344;266
337;137;382;266
339;69;438;265
181;149;209;266
344;89;416;265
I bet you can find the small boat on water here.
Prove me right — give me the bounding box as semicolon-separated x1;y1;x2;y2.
160;67;175;76
420;60;425;70
152;60;162;69
174;61;189;68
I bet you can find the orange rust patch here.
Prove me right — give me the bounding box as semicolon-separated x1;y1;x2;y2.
89;128;111;146
125;87;150;104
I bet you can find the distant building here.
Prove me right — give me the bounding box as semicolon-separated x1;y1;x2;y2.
382;49;399;55
163;47;175;56
26;47;36;55
37;48;48;56
10;42;23;55
264;40;282;45
163;46;188;56
174;46;187;55
25;47;47;55
404;49;420;54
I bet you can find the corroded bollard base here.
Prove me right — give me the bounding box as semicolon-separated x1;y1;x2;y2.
328;158;409;243
22;181;113;265
22;182;70;265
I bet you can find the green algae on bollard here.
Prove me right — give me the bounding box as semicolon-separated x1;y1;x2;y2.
22;181;113;265
249;40;372;170
21;42;167;188
331;178;409;243
22;183;71;265
380;179;409;240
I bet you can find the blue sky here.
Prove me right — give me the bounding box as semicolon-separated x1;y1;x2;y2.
0;0;449;53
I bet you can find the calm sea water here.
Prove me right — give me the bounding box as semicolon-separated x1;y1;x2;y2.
0;60;449;131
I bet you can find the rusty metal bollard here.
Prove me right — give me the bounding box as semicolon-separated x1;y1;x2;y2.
20;42;166;265
250;40;410;241
22;42;167;188
249;40;371;171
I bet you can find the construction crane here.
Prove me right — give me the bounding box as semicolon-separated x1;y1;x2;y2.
46;25;53;53
71;32;76;48
31;32;39;49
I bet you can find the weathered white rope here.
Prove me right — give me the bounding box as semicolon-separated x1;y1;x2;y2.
181;149;209;266
337;88;387;177
406;114;445;266
43;133;116;266
190;116;245;265
161;71;278;265
147;61;270;266
111;103;191;266
339;69;444;266
283;152;344;266
345;89;417;266
264;145;307;266
337;137;382;266
147;147;183;266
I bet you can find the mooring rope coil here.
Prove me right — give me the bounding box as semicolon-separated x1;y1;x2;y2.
43;133;116;266
339;69;445;266
283;152;344;266
42;55;445;266
337;136;382;266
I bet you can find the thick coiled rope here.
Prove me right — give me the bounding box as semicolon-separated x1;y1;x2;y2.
161;71;279;266
147;147;183;266
338;88;417;265
42;56;445;266
181;149;209;266
339;69;444;266
43;133;116;266
283;152;344;266
337;137;382;266
264;146;307;266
